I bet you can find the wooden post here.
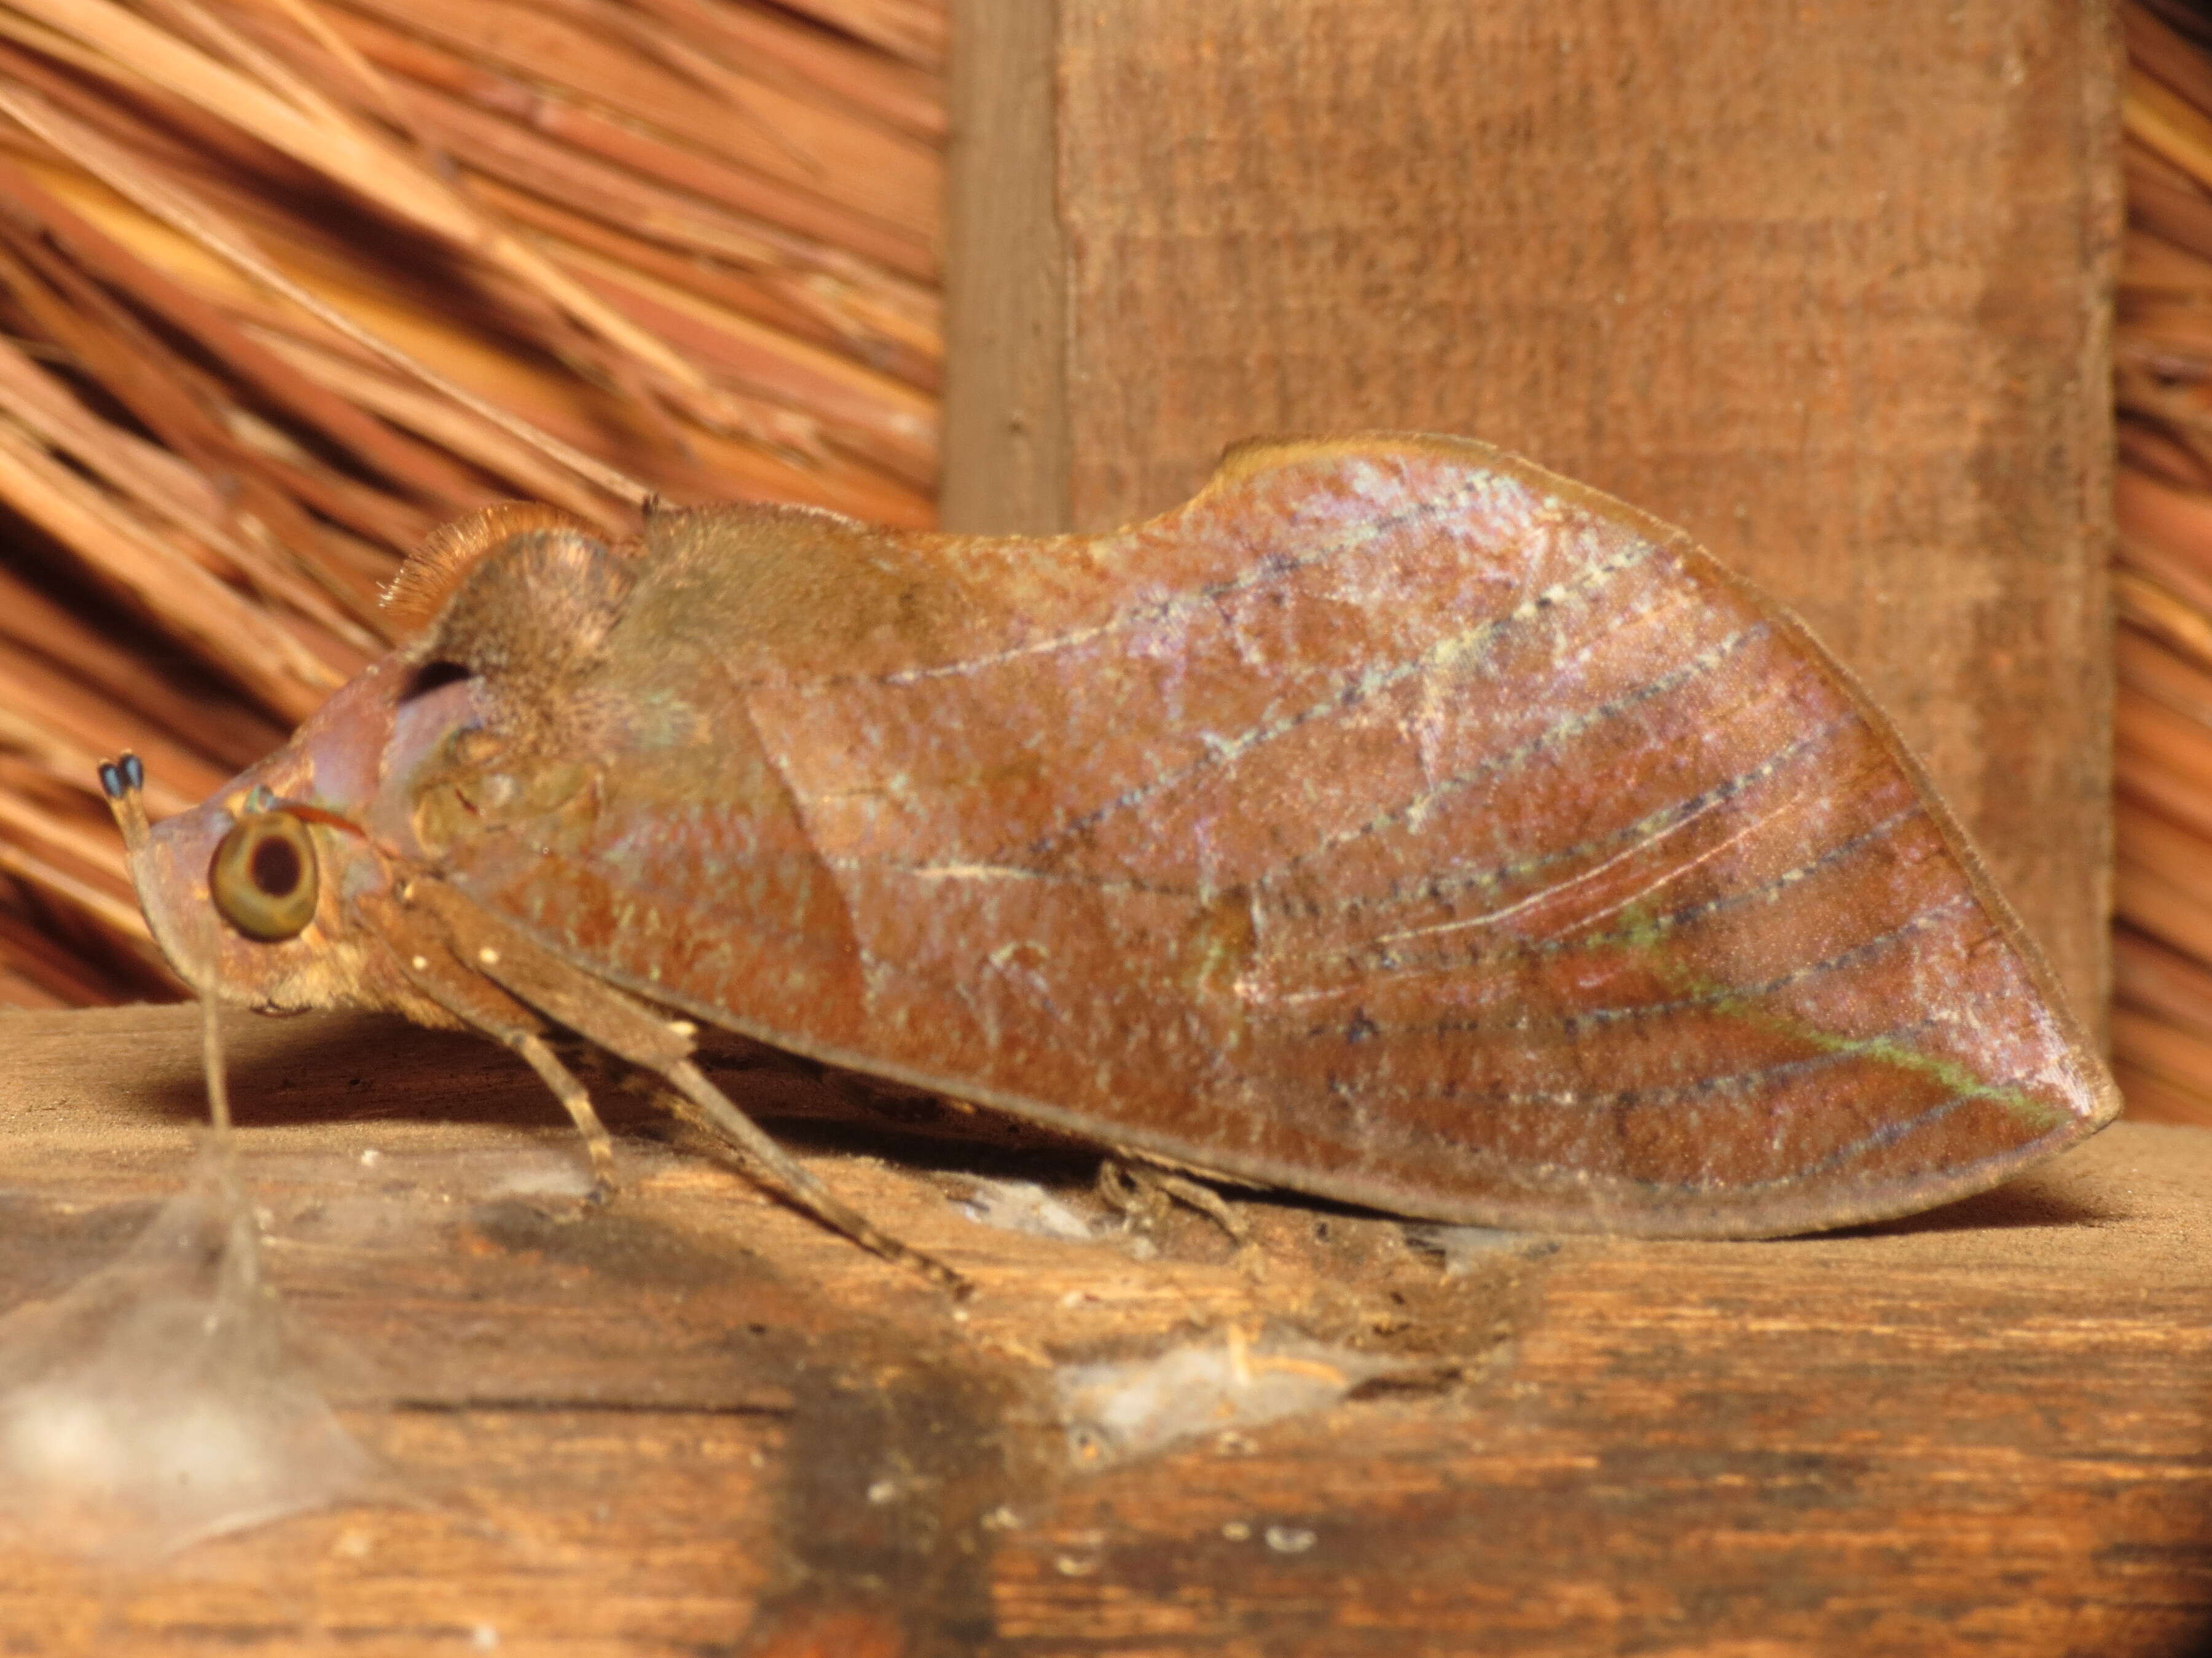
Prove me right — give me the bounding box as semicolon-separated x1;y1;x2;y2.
945;0;2120;1025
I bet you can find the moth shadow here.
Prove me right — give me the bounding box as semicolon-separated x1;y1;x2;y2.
154;1012;1102;1187
720;1093;1105;1186
1820;1173;2120;1238
141;1013;643;1135
138;1012;556;1130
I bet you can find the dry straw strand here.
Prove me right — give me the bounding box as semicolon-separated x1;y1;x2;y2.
2106;0;2212;1124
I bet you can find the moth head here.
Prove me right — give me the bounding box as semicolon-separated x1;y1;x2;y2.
108;502;630;1013
103;649;436;1014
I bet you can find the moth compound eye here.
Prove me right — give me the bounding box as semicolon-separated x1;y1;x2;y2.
209;811;320;941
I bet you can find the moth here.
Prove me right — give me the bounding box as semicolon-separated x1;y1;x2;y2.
106;433;2117;1285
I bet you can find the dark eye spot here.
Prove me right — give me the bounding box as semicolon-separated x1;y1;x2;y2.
211;811;320;942
251;835;302;896
401;659;473;703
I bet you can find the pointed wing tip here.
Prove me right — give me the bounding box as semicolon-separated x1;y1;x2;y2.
2079;1066;2128;1135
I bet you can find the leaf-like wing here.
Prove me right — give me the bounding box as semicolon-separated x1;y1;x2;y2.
433;435;2116;1235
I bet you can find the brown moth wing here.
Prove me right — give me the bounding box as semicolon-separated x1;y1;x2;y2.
420;434;2117;1237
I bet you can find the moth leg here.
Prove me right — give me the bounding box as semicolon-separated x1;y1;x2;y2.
1096;1157;1167;1227
657;1057;971;1299
507;1033;619;1200
555;1049;970;1297
393;952;621;1199
1099;1156;1253;1252
396;879;969;1296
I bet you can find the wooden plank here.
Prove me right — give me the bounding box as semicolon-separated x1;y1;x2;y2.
942;0;2120;1026
0;1004;2205;1652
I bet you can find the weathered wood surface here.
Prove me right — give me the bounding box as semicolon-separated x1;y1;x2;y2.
0;1003;2204;1654
943;0;2120;1026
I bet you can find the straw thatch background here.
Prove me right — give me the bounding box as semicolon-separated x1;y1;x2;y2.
2110;0;2212;1126
0;0;941;1007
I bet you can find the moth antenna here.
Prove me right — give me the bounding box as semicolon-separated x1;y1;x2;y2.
190;902;264;1305
98;750;151;859
382;502;608;634
111;758;237;1138
200;909;233;1138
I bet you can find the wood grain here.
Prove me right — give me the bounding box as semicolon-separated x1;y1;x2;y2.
941;0;1066;536
943;0;2120;1027
0;1004;2203;1654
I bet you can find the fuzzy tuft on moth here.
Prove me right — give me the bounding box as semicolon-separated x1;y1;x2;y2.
103;432;2120;1291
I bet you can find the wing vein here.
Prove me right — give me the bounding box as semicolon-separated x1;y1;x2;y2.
1017;537;1673;859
